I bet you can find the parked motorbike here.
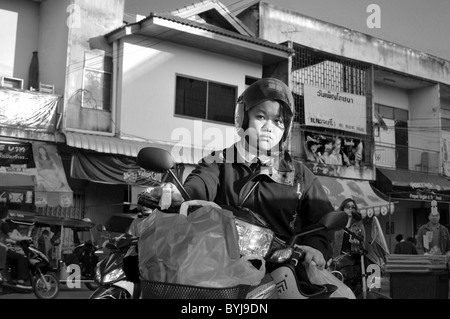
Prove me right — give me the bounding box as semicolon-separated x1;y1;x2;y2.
89;226;140;299
328;227;390;299
136;147;349;299
0;239;59;299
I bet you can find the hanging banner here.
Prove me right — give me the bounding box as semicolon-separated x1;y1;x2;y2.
0;87;59;132
32;142;73;207
304;133;364;166
303;84;366;134
303;133;374;179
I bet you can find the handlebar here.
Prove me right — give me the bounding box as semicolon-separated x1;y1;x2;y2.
344;228;364;243
104;234;138;251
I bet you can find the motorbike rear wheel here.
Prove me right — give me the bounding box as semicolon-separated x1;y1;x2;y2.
33;272;59;299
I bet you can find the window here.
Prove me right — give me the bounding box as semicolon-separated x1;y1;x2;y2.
81;52;112;112
374;104;409;169
175;76;236;124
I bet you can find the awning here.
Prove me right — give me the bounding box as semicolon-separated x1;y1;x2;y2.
70;149;163;186
317;176;393;218
6;210;35;225
375;168;450;201
34;215;95;230
64;132;210;164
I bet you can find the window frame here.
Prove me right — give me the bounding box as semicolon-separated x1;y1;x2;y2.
81;66;112;112
174;75;237;125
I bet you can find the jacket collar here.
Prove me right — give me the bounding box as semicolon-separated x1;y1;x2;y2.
220;144;295;186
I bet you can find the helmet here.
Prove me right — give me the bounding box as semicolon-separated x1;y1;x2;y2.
235;78;295;148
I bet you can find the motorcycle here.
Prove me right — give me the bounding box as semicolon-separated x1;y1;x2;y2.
89;226;140;299
328;227;390;299
0;239;59;299
136;147;349;299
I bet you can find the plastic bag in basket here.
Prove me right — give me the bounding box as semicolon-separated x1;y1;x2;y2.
138;205;265;288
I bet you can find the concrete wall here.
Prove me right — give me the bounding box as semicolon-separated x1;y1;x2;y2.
38;0;70;96
239;2;450;86
118;36;262;150
63;0;124;133
373;84;409;110
0;0;40;85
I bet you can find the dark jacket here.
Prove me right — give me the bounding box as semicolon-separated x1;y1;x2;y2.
183;144;335;261
416;222;450;254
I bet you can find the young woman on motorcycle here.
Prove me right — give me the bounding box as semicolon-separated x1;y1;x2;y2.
332;198;365;257
148;78;335;277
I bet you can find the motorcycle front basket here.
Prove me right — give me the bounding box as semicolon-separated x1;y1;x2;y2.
140;280;250;299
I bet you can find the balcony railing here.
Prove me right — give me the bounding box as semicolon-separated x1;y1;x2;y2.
374;143;439;174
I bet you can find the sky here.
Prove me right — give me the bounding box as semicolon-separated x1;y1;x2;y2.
124;0;450;61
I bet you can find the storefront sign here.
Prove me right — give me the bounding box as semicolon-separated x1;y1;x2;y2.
0;142;32;168
304;84;366;134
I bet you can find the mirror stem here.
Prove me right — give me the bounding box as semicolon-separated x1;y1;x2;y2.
288;226;325;246
168;169;191;201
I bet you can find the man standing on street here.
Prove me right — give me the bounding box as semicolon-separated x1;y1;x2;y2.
416;201;450;255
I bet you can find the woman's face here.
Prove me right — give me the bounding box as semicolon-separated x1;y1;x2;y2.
343;201;356;217
333;138;342;151
310;144;319;153
246;100;285;152
38;147;47;156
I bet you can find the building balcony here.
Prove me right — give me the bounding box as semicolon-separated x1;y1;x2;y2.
374;143;439;174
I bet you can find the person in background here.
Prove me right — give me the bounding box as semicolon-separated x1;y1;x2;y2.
416;203;450;255
0;205;33;288
332;198;365;257
407;236;417;246
38;229;52;261
394;234;417;255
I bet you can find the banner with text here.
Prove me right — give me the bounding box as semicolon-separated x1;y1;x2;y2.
303;84;366;134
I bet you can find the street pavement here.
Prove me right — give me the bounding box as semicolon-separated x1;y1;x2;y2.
0;283;93;299
1;274;449;300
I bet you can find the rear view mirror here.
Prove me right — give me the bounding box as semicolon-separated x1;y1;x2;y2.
320;211;349;231
137;147;175;172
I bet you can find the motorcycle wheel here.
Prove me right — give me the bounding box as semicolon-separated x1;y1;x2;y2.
33;272;60;299
89;286;131;299
85;282;99;291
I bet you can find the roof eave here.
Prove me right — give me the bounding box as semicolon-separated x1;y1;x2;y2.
105;15;292;65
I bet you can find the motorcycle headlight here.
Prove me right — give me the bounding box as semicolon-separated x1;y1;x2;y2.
235;218;274;258
95;266;101;283
102;268;125;284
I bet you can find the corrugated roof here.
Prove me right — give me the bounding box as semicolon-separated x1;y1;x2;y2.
105;12;293;54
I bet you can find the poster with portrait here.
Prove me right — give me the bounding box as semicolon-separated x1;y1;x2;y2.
304;133;364;167
32;142;73;207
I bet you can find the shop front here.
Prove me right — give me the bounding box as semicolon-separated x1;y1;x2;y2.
0;140;73;213
373;168;450;251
